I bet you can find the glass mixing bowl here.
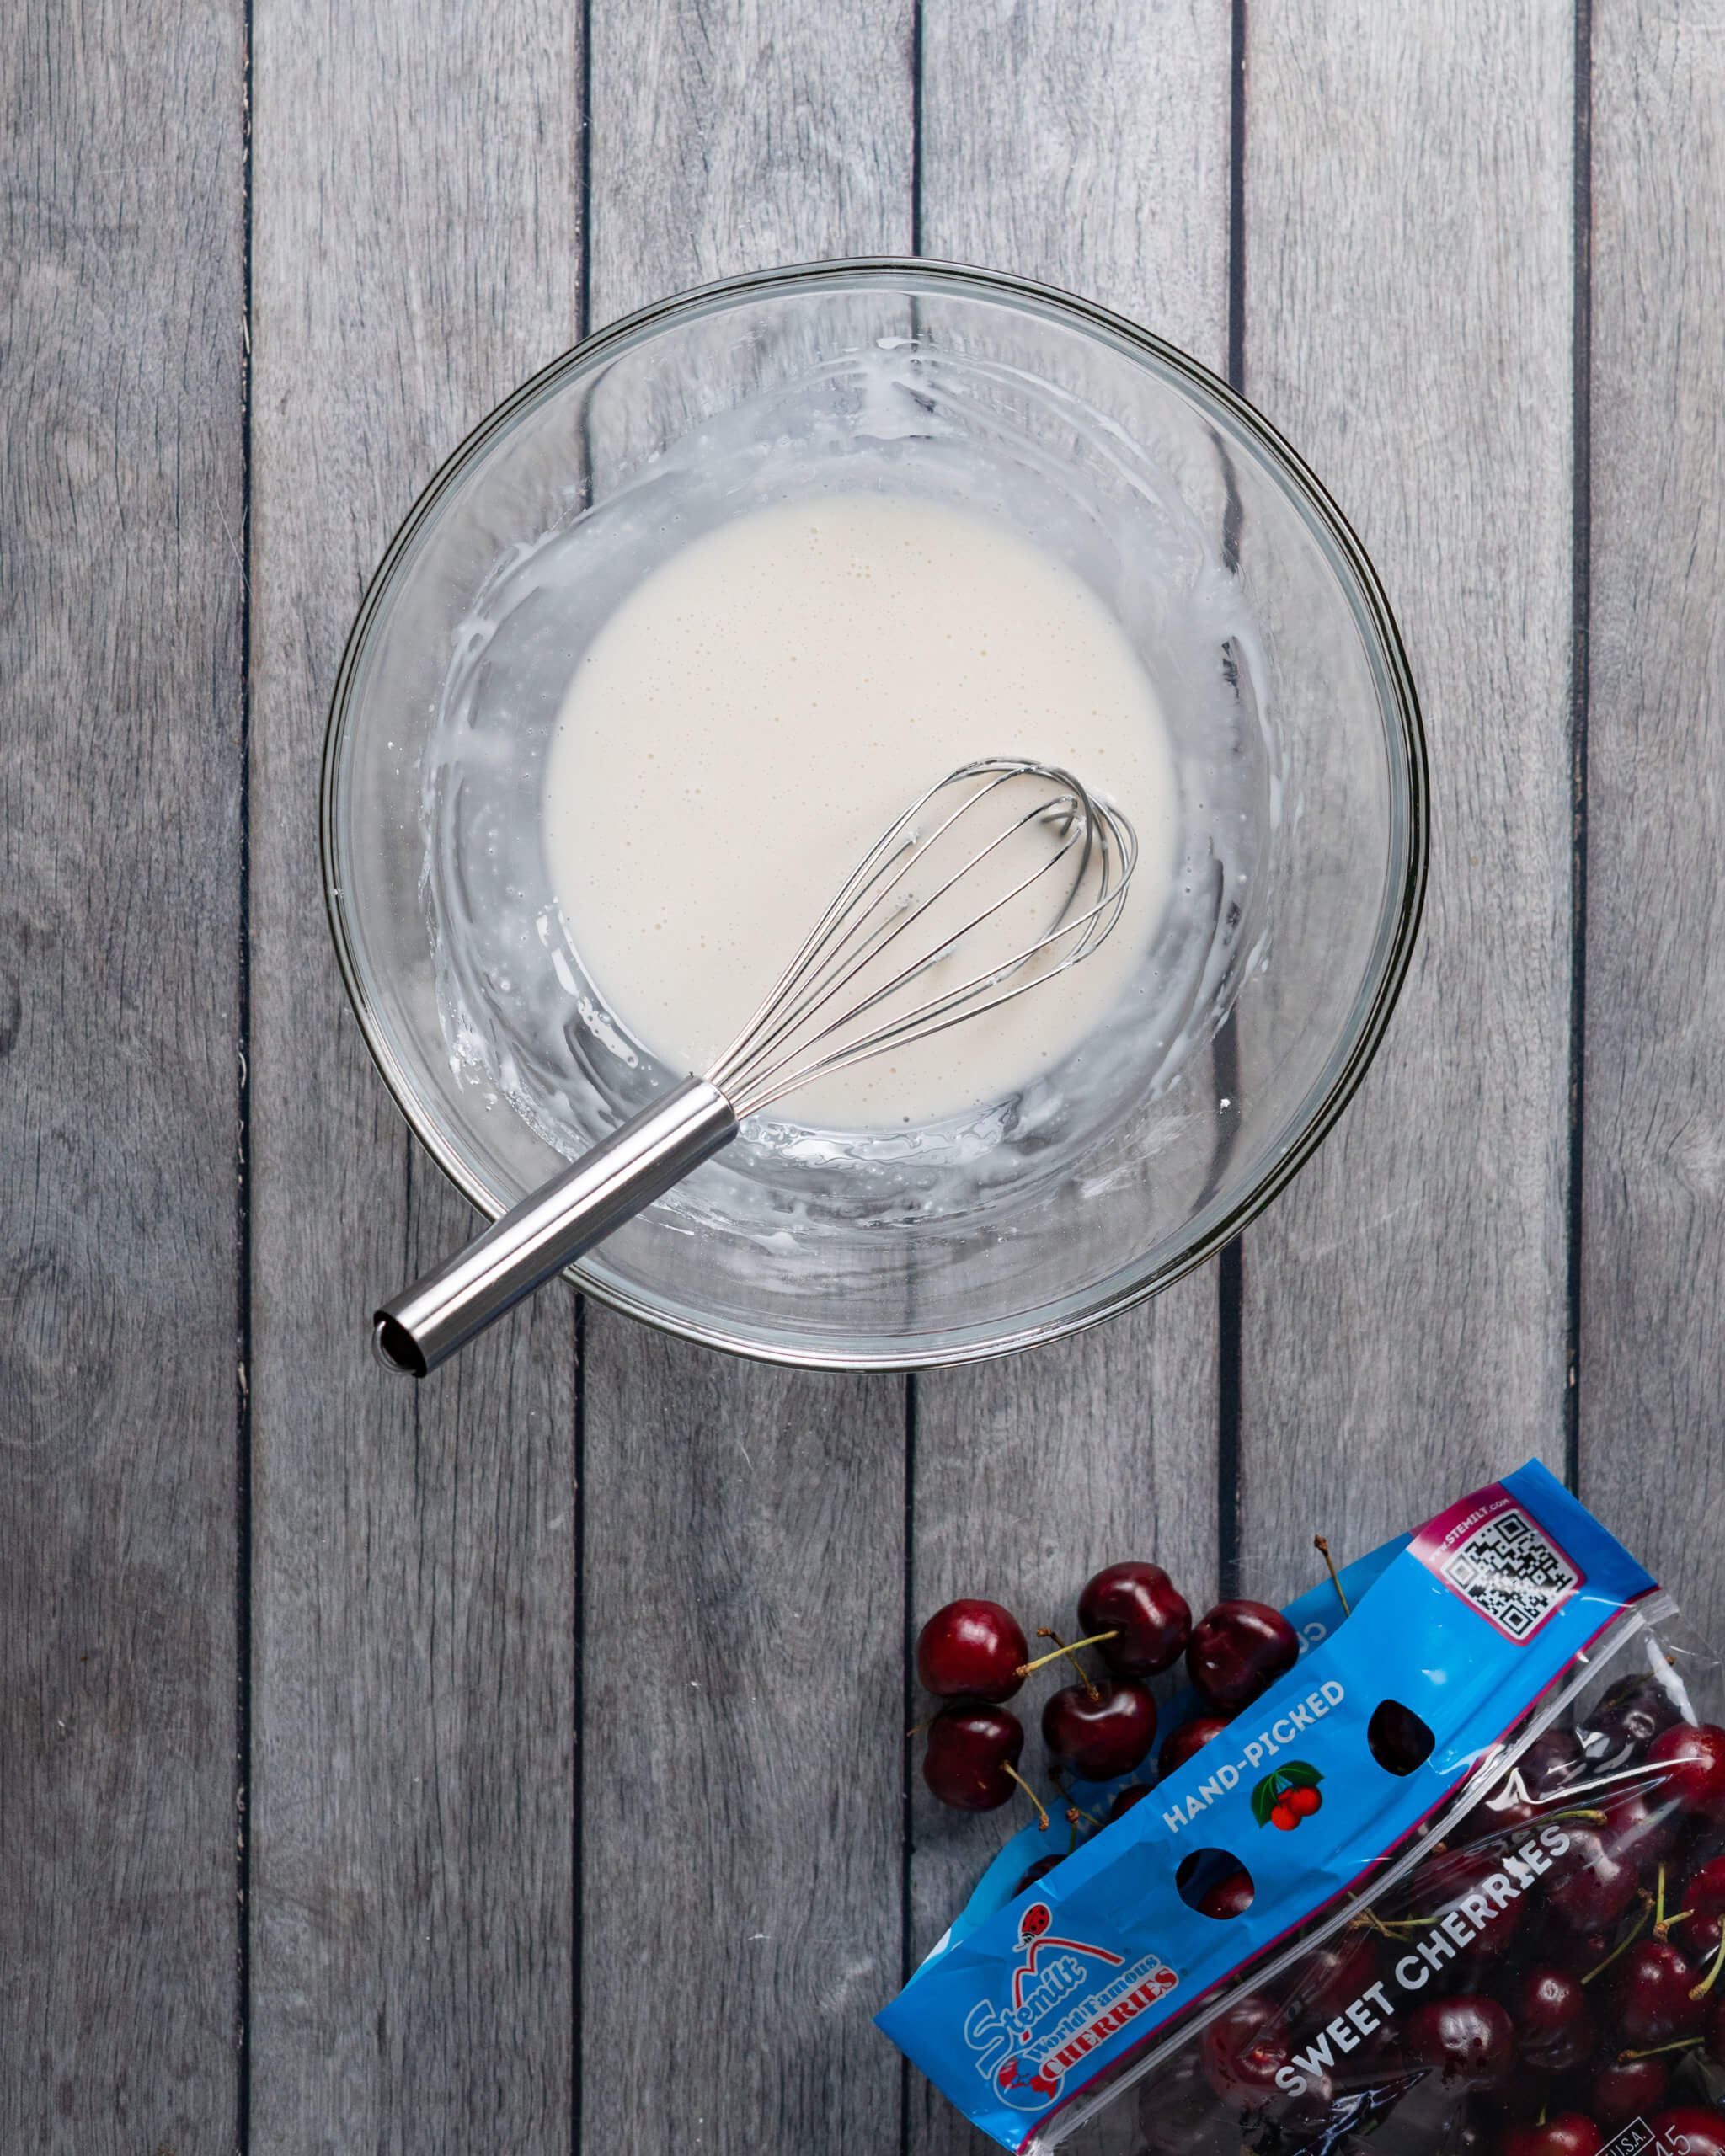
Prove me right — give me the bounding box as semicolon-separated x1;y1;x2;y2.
323;259;1427;1369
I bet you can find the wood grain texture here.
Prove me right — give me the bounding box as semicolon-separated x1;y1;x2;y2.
1236;5;1577;1604
247;0;580;2145
1580;5;1725;1641
0;0;246;2144
581;6;913;2149
909;8;1231;2147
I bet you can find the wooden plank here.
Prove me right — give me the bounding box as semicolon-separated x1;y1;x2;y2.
1236;6;1576;1604
907;8;1231;2147
0;0;246;2145
247;0;580;2145
0;19;245;2156
1580;7;1725;1638
579;8;913;2151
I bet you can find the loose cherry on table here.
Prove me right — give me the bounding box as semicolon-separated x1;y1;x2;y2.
921;1703;1026;1812
1159;1715;1233;1781
914;1598;1028;1703
1077;1561;1192;1679
1186;1600;1300;1713
1042;1678;1158;1781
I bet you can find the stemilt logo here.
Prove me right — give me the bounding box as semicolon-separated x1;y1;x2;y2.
962;1901;1178;2113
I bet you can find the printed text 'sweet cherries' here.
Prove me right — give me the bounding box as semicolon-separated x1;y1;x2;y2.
914;1599;1028;1703
1077;1562;1192;1679
1187;1601;1300;1712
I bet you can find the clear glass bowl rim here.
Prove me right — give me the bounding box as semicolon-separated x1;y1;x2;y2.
321;254;1429;1371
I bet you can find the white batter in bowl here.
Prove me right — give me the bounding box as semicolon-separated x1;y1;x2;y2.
324;260;1425;1367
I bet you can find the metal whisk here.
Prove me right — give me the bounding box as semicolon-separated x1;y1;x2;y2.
374;759;1136;1376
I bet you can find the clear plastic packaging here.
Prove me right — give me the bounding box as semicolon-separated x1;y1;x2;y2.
879;1463;1725;2156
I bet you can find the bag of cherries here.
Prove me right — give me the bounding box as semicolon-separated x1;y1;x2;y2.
878;1461;1725;2156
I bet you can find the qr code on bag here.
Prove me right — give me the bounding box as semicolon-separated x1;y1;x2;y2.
1441;1506;1580;1640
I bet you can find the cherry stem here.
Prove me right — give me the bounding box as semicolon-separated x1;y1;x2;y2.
1004;1764;1050;1833
905;1715;936;1739
1031;1628;1100;1700
1583;1899;1653;1985
1657;1864;1669;1935
1688;1920;1725;2000
1620;2037;1703;2062
1314;1535;1351;1618
1015;1630;1119;1678
1065;1807;1084;1853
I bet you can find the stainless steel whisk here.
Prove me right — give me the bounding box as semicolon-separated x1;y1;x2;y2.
374;759;1137;1375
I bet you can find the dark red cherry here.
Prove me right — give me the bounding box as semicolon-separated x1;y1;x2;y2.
1480;2063;1557;2125
1600;1785;1683;1870
1198;1868;1254;1919
1012;1852;1063;1895
1370;1699;1437;1777
1582;1678;1682;1762
1404;1995;1515;2089
1499;2116;1604;2156
1689;1852;1725;1919
1160;1715;1233;1780
1281;1928;1382;2025
1649;1724;1725;1823
1504;1966;1591;2069
1108;1783;1152;1824
1590;2057;1668;2131
1648;2112;1725;2156
1187;1601;1299;1712
915;1598;1028;1702
1610;1939;1705;2047
1548;1825;1642;1932
1200;1992;1290;2108
1043;1679;1157;1780
922;1703;1023;1811
1677;1908;1723;1967
1078;1561;1192;1679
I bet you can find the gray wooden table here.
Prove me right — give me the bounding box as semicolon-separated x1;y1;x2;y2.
5;2;1722;2148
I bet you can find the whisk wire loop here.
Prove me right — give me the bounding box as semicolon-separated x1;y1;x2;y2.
711;759;1138;1119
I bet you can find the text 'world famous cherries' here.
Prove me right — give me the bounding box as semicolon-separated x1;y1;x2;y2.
921;1704;1027;1812
1187;1600;1300;1713
914;1599;1028;1704
1043;1677;1158;1780
1077;1561;1192;1680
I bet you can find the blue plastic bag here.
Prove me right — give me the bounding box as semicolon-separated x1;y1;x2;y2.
878;1462;1725;2155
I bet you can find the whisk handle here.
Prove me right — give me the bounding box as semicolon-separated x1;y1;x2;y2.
371;1076;738;1377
